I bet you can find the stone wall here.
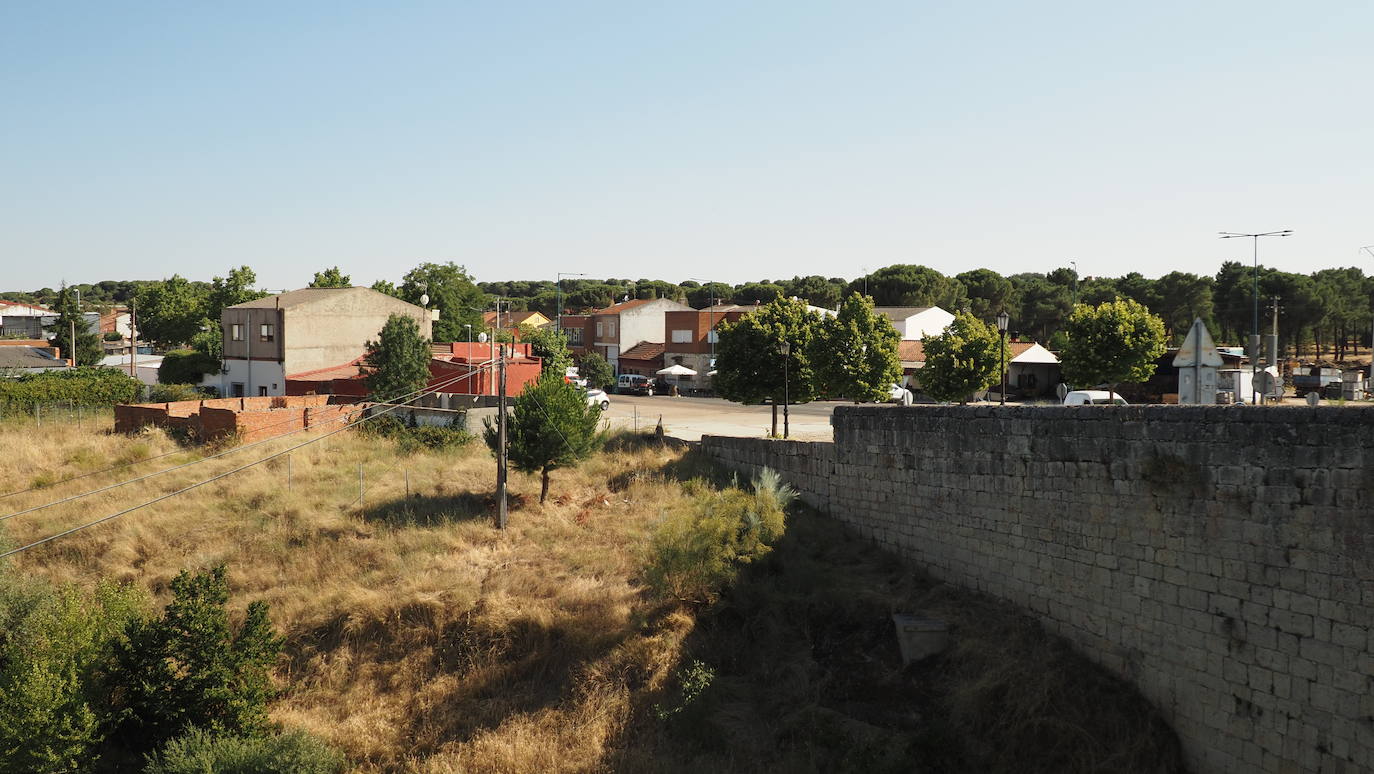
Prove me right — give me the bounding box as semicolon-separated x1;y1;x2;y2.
701;405;1374;773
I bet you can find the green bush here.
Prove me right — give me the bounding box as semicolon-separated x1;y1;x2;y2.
0;367;141;410
104;332;124;342
144;728;346;774
0;570;145;773
158;350;221;386
402;425;474;452
644;468;795;603
112;565;283;753
147;384;206;403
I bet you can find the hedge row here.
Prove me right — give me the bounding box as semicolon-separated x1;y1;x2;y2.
0;367;142;410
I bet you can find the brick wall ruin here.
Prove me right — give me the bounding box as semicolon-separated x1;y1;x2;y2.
115;395;363;443
701;405;1374;773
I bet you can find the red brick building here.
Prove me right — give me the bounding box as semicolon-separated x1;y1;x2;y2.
285;342;542;398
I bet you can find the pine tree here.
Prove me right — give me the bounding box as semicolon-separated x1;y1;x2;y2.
484;374;603;503
111;565;282;754
363;315;432;403
44;286;103;366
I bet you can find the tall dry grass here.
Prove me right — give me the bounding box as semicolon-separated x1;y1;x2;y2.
1;415;697;773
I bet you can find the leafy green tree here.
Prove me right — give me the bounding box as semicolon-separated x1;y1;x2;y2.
1060;299;1167;400
517;323;572;376
206;266;264;323
782;275;846;310
813;293;901;402
44;286;102;366
683;282;734;309
1010;273;1073;341
484;374;604;503
733;282;785;306
714;297;823;436
370;279;401;298
308;266;352;288
399;262;489;342
956;268;1015;323
919;311;1001;404
577;352;614;390
1154;271;1215;342
0;576;144;774
846;265;966;310
363;315;432;403
134;276;209;350
112;565;281;755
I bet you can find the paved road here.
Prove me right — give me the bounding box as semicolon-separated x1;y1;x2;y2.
601;395;844;441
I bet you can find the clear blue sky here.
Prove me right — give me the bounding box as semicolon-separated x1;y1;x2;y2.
4;1;1371;291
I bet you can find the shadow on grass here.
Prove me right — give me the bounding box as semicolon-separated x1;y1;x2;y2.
607;505;1187;774
357;490;528;527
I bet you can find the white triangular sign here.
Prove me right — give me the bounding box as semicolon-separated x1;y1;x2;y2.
1173;318;1223;367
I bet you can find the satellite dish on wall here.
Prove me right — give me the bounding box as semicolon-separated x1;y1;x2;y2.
419;293;430;307
477;332;488;343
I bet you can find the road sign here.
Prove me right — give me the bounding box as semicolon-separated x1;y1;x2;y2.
1174;319;1224;368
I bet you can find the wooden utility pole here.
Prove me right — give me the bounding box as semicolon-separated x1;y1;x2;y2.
496;342;509;529
129;298;137;378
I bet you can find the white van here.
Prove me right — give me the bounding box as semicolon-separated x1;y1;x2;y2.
1062;390;1129;406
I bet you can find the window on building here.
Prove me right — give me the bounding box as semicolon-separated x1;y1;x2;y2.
260;323;274;342
608;321;616;337
258;386;268;396
231;382;245;397
231;324;244;341
707;330;719;344
565;328;584;346
671;329;693;343
595;321;604;337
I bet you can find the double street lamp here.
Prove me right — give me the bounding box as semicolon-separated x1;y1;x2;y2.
996;310;1010;406
1219;229;1292;403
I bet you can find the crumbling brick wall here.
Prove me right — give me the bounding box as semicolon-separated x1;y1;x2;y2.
702;405;1374;774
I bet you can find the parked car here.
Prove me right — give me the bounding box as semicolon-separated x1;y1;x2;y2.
1062;390;1129;406
888;383;914;405
617;374;655;396
585;388;610;411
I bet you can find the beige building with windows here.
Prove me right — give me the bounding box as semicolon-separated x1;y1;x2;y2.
220;287;432;397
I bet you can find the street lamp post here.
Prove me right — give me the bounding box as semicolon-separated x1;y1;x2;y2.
1362;246;1374;391
996;310;1010;406
778;340;791;439
1220;230;1292;404
556;272;585;333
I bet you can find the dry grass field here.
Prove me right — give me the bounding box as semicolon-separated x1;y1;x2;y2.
0;414;1185;773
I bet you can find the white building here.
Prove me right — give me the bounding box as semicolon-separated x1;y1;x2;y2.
875;306;956;340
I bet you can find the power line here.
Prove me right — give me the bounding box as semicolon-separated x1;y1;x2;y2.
0;366;487;560
0;365;485;524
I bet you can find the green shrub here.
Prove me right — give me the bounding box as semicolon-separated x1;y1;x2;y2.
158;350;220;386
644;468;795;603
104;332;125;342
144;728;346;774
401;425;473;453
0;368;141;410
147;384;206;403
112;565;283;753
0;570;145;774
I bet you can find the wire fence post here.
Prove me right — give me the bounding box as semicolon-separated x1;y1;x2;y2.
405;468;410;499
358;464;364;508
35;404;40;427
287;454;292;492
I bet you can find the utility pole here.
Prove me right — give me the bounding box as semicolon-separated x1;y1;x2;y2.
496;341;509;529
129;298;138;378
69;287;77;368
1362;246;1374;390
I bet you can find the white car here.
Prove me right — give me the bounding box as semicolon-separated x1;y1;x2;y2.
1062;390;1129;406
889;383;914;405
585;388;610;411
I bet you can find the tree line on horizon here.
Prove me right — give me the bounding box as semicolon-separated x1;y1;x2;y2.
6;260;1372;360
